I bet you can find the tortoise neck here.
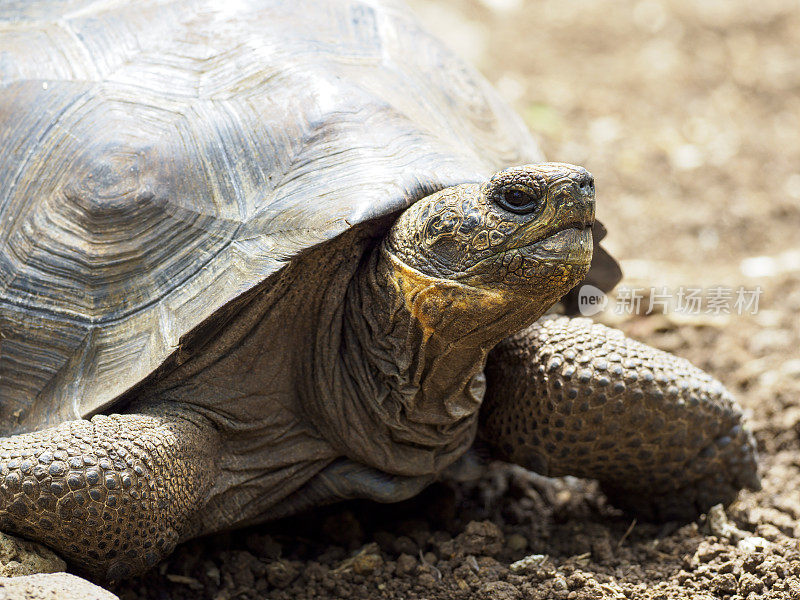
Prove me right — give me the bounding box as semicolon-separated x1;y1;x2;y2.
307;242;530;477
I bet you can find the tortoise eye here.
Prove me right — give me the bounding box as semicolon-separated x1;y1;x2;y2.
496;185;544;214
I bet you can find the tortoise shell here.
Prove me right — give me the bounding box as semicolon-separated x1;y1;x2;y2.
0;0;542;434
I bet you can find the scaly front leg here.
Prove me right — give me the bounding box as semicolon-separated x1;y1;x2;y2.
480;316;759;521
0;405;219;579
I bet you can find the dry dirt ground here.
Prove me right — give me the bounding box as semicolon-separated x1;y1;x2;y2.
107;0;800;598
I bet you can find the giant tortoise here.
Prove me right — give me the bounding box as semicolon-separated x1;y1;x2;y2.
0;0;758;580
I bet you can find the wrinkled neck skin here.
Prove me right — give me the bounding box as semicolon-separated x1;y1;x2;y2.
305;240;562;478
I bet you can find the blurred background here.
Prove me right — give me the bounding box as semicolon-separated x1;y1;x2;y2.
409;0;800;266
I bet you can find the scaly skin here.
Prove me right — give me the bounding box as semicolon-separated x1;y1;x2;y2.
0;406;219;580
481;315;760;521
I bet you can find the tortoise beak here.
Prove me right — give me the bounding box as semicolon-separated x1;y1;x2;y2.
556;168;595;232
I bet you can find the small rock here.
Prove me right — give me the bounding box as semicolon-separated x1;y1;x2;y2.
457;520;504;556
266;560;299;589
0;532;66;576
567;571;587;589
395;553;418;576
599;581;628;599
510;554;549;574
717;560;737;574
317;545;346;564
741;552;765;573
352;551;383;575
0;573;119;600
693;541;726;564
706;504;745;541
474;556;506;579
737;536;772;554
710;573;737;594
738;572;764;595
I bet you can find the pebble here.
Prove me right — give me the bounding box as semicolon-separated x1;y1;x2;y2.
266;560;299;589
457;520;505;556
707;504;745;541
710;573;737;594
694;541;726;564
510;553;549;574
737;536;772;554
395;553;417;576
0;532;66;576
738;573;764;595
352;552;383;575
0;573;119;600
552;575;569;591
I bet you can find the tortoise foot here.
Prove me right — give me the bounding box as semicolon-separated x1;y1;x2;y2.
480;315;759;521
0;406;219;579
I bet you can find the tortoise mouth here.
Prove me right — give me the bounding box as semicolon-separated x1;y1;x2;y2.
518;225;593;264
454;226;592;291
511;216;594;257
558;215;595;233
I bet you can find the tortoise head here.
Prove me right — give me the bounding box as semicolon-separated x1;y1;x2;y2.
384;163;595;333
311;163;597;474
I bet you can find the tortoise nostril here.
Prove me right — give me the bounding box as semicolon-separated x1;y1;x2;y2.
575;171;594;196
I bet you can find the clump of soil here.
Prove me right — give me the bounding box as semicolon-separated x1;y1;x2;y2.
113;0;800;598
